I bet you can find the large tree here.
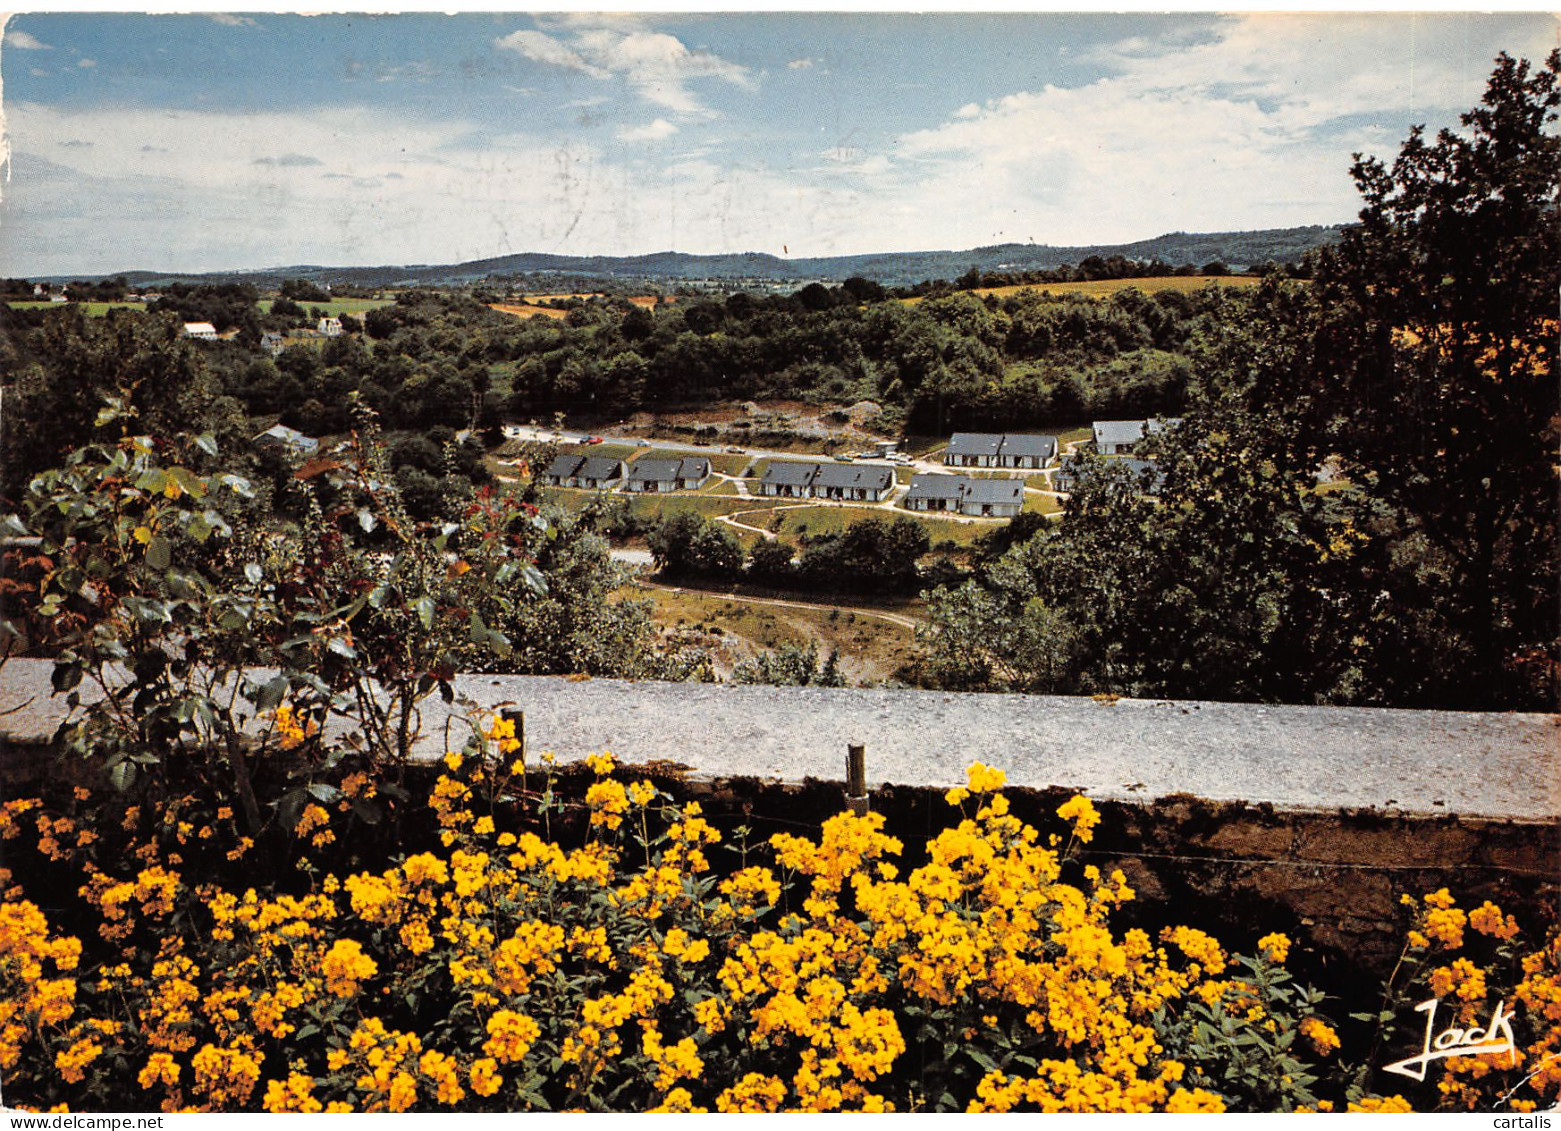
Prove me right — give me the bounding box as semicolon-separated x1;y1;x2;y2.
1314;49;1559;704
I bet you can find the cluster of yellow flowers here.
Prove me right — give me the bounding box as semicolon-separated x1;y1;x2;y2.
2;739;1554;1114
269;704;317;751
1395;888;1561;1112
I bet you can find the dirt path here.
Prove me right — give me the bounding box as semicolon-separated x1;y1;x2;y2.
640;579;921;633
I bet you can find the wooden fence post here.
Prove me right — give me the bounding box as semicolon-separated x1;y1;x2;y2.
846;743;868;816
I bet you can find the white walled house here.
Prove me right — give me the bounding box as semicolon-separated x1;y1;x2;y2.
944;433;1004;467
759;462;818;498
626;457;710;493
904;473;1024;517
996;434;1058;469
811;462;894;502
183;322;219;340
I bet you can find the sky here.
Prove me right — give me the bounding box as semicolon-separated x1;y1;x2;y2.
1;10;1557;276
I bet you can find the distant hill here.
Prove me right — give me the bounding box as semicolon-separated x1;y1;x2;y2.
46;226;1343;290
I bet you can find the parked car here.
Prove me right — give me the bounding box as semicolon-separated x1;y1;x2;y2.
725;445;746;454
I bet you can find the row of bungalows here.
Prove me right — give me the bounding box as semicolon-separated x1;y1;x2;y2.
1092;417;1181;455
543;454;627;489
624;457;711;493
904;473;1025;518
757;461;895;503
1054;455;1164;495
944;432;1059;469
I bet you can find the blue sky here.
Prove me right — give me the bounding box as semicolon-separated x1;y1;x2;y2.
2;11;1556;275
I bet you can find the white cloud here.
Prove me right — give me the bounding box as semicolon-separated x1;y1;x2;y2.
495;31;610;80
4;29;51;50
77;58;96;68
495;21;751;117
617;118;678;143
207;14;258;28
787;58;814;70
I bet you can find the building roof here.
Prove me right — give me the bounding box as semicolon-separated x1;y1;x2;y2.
627;458;682;482
183;322;218;336
945;432;1004;458
1119;458;1165;488
961;476;1025;506
998;434;1058;460
906;473;966;502
577;456;624;481
813;463;893;492
628;457;708;483
1093;420;1148;447
761;461;819;487
545;453;585;480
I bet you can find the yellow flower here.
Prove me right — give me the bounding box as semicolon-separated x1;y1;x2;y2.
469;1057;503;1097
321;939;377;997
1056;795;1101;843
483;1011;540;1064
965;762;1007;793
1257;932;1291;964
1300;1016;1340;1056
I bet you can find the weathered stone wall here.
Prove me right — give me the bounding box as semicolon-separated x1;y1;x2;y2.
3;660;1555;977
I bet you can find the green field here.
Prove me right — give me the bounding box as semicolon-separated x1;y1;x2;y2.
8;301;142;315
903;275;1263;305
258;297;392;317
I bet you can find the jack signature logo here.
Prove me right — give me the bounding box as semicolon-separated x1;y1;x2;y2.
1383;997;1517;1083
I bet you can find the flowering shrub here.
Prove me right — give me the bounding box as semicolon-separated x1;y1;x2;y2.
1;743;1554;1113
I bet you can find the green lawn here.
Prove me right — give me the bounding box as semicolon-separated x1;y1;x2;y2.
559;443;638;462
635;448;751;477
1024;492;1064;515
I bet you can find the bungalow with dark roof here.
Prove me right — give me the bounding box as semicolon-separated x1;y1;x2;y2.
904;473;1024;517
759;461;819;498
543;454;587;487
944;432;1004;467
960;475;1025;517
1092;417;1181;456
626;457;711;493
576;456;624;489
904;473;966;513
812;462;894;502
1055;454;1163;495
996;434;1058;469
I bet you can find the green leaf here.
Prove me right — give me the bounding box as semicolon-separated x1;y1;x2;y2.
146;535;172;571
109;760;138;792
326;636;357;659
194;433;219;457
307;783;342;804
414;596;435;630
51;662;83;693
244;562;263;585
255;675;289;712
